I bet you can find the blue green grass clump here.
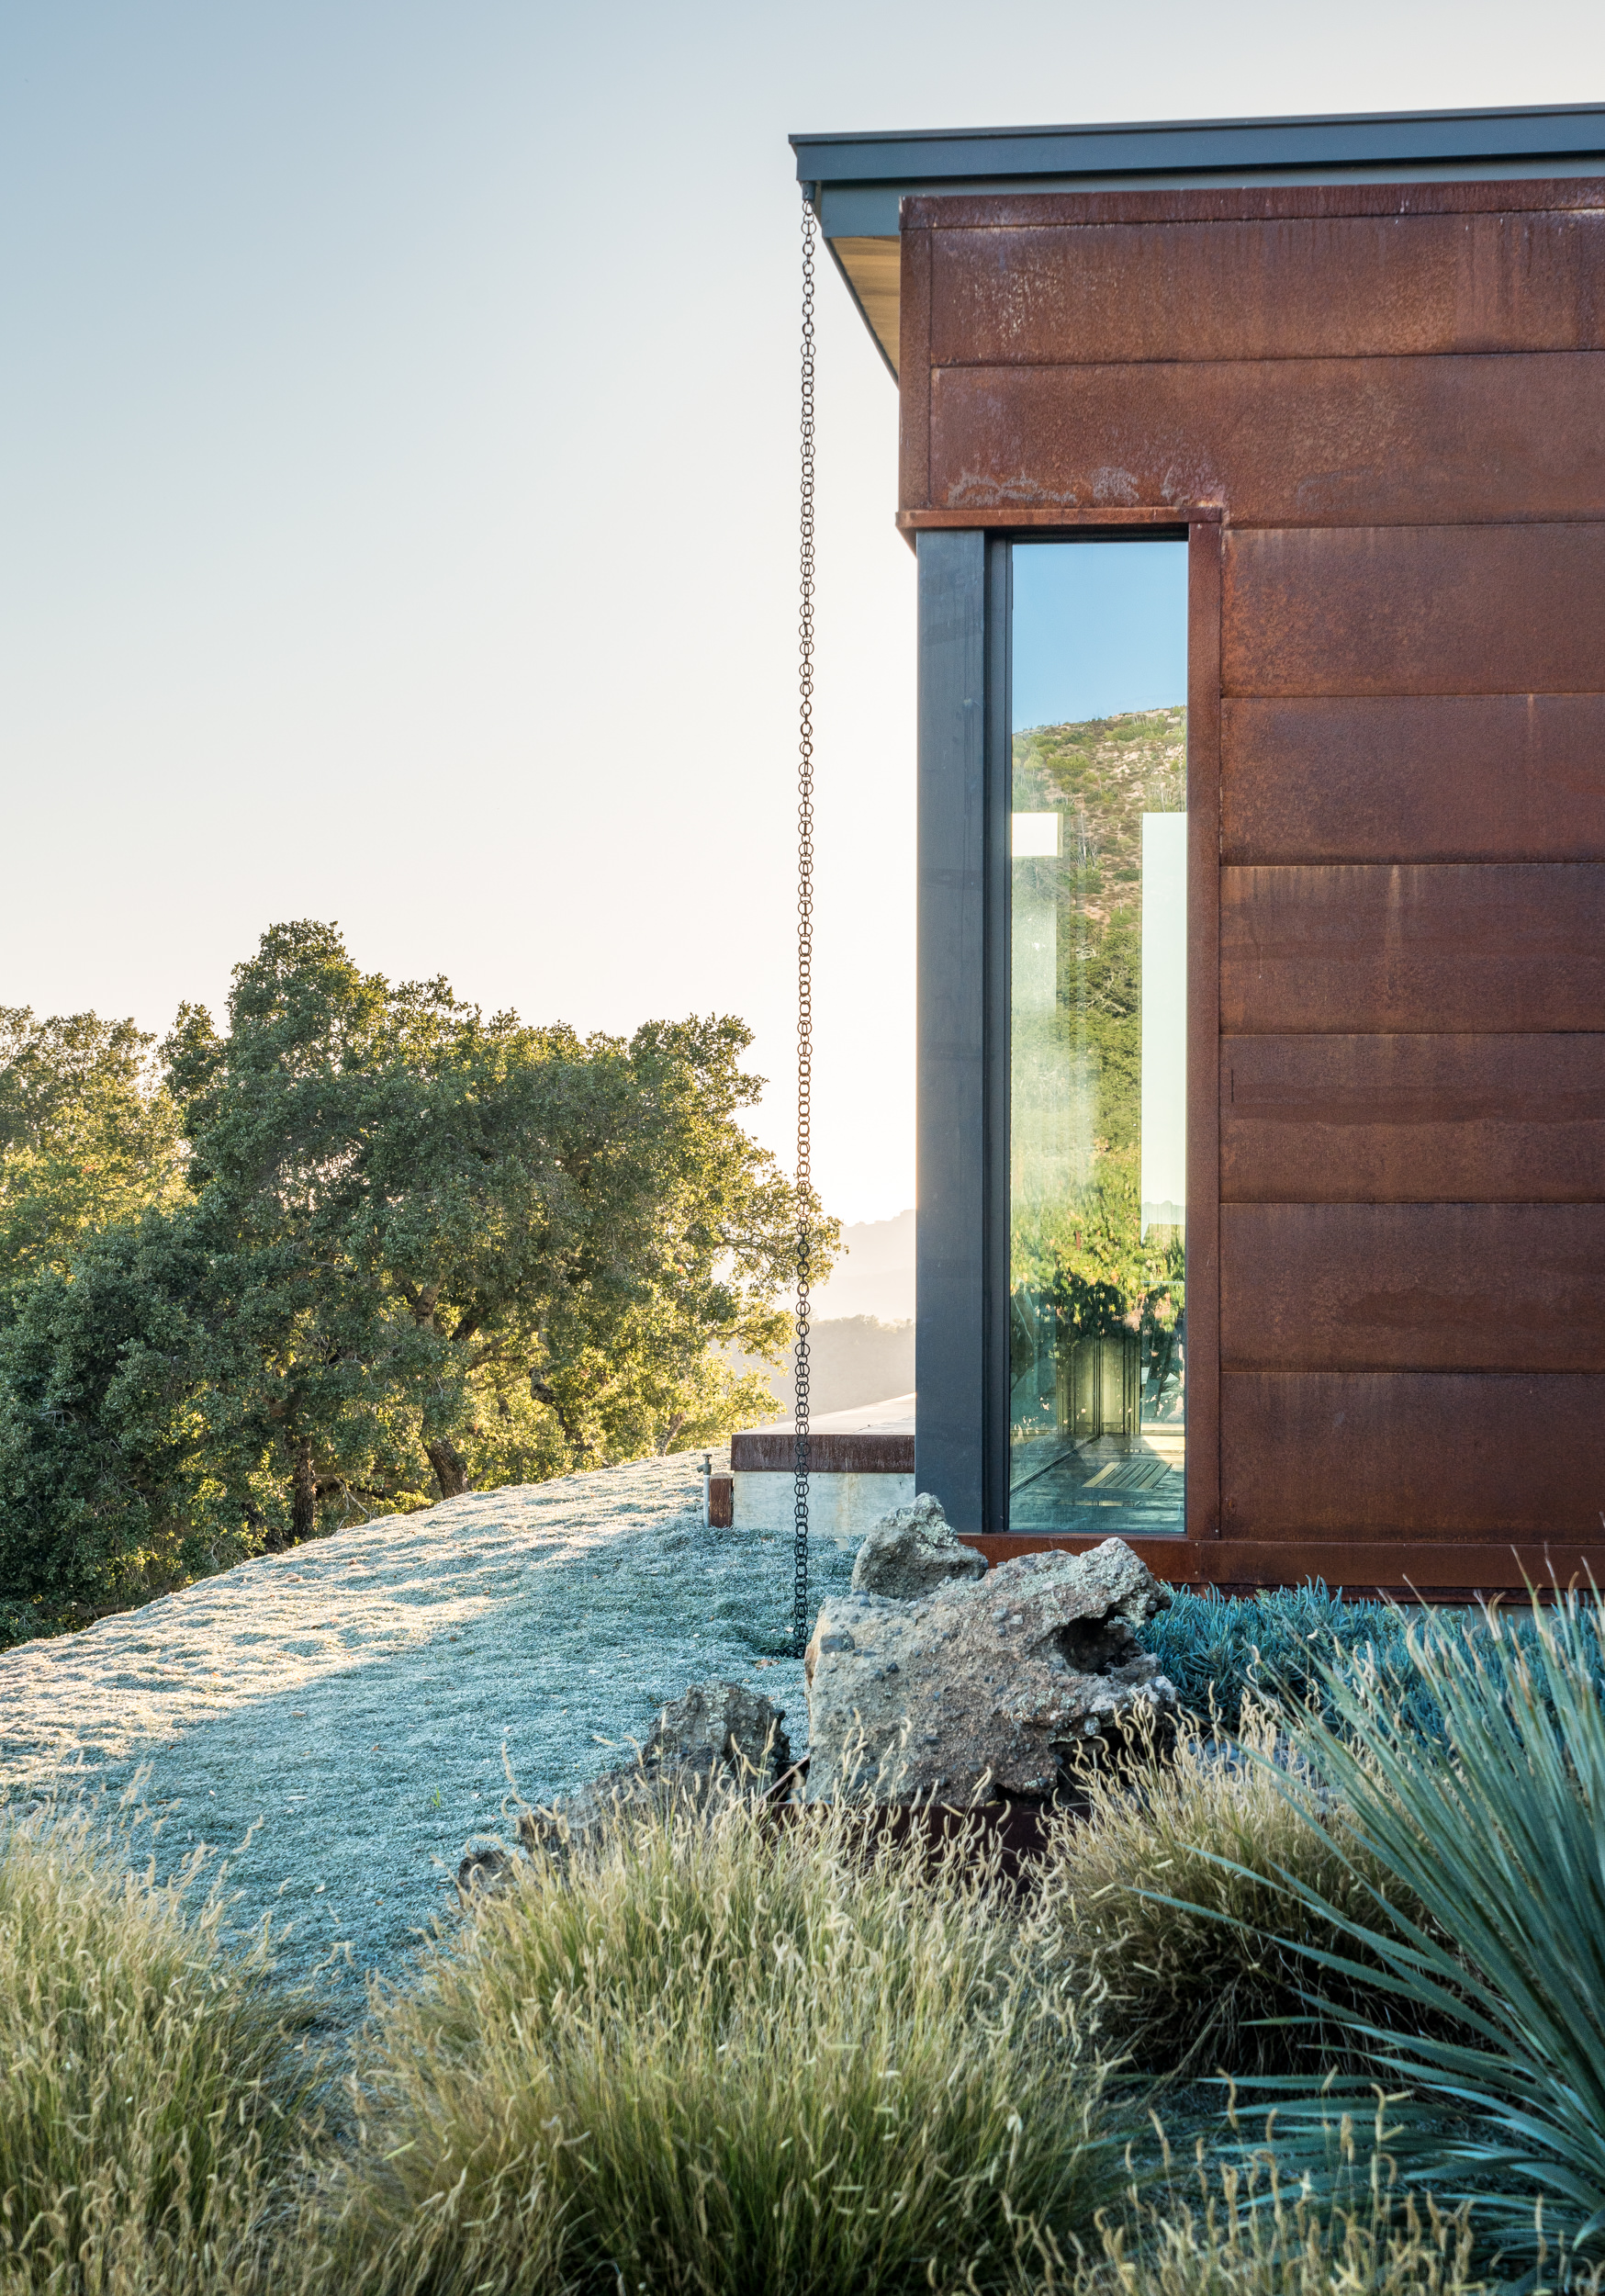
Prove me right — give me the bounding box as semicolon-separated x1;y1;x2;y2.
1133;1579;1605;1740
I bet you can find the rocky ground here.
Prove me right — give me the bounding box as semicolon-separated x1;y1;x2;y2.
0;1453;857;2025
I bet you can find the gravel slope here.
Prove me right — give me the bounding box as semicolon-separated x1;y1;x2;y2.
0;1454;857;2021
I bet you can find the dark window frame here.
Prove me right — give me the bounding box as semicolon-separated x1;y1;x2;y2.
914;515;1223;1544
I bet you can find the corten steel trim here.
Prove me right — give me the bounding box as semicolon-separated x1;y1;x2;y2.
898;224;932;509
1223;523;1605;697
1219;863;1605;1036
924;216;1605;369
732;1433;915;1473
1222;1369;1605;1537
967;1532;1605;1593
899;506;1218;534
915;530;989;1533
902;178;1605;231
919;360;1605;530
1187;524;1223;1542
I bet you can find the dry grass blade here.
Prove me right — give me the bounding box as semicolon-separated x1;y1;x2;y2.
327;1776;1117;2294
1020;2129;1496;2296
1027;1705;1432;2082
0;1786;324;2296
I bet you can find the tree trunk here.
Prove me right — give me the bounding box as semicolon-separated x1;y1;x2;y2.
424;1436;470;1500
291;1438;319;1544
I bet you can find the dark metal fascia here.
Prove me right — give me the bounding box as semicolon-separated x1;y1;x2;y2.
789;100;1605;187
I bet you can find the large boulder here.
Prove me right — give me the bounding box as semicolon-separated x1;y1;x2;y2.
850;1491;987;1600
804;1537;1176;1806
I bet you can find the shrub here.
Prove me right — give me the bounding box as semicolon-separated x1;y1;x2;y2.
0;1791;317;2294
328;1784;1115;2294
1229;1589;1605;2258
1134;1585;1442;1739
1033;1707;1440;2081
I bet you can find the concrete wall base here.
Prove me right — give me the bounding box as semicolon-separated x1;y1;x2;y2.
732;1471;915;1548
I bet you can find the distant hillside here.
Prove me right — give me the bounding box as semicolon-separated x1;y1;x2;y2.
1014;706;1185;924
807;1209;914;1323
724;1314;914;1424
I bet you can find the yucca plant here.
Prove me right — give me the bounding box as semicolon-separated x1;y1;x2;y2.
1223;1589;1605;2256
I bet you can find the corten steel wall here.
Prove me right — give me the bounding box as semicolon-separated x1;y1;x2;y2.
904;179;1605;1594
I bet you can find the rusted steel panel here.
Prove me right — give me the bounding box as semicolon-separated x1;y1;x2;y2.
730;1432;915;1474
1220;863;1605;1033
1223;524;1605;697
1222;695;1605;863
1187;525;1223;1539
923;356;1605;525
965;1532;1603;1593
1221;1034;1605;1202
1220;1203;1605;1371
898;223;932;512
905;179;1605;234
927;213;1605;369
1221;1370;1605;1536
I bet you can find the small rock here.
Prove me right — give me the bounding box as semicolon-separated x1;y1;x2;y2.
645;1681;791;1783
805;1537;1176;1806
455;1841;517;1907
513;1680;791;1864
850;1492;987;1600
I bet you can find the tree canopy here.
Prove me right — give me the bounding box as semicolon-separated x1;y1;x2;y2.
0;923;825;1639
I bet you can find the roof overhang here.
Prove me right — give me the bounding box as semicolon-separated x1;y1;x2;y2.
791;101;1605;377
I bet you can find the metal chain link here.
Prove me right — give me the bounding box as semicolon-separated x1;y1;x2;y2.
792;186;816;1660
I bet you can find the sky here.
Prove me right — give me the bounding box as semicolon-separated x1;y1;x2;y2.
1012;544;1189;731
5;5;1605;1226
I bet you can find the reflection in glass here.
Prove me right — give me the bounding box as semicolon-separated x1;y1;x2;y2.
1008;541;1187;1534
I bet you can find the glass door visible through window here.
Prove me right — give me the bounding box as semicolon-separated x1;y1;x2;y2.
1008;539;1188;1535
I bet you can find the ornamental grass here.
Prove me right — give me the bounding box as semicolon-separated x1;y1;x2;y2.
1027;1701;1443;2083
0;1791;317;2296
321;1783;1115;2295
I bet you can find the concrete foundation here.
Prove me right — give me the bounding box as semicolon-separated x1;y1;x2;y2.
729;1396;915;1551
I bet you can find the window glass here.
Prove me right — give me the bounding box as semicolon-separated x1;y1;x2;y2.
1008;540;1187;1533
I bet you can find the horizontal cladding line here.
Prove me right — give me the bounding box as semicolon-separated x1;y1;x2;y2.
1221;1033;1605;1042
929;353;1605;368
910;516;1605;537
1219;681;1605;692
1218;1366;1605;1377
901;189;1605;224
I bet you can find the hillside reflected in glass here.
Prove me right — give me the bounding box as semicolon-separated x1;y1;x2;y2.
1008;541;1187;1536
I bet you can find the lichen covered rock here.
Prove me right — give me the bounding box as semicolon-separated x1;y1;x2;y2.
804;1537;1176;1806
850;1491;987;1601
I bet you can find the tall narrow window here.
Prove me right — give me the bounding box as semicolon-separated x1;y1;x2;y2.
1008;540;1188;1534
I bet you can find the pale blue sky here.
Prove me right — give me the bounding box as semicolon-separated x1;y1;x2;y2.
1013;544;1188;731
5;3;1604;1221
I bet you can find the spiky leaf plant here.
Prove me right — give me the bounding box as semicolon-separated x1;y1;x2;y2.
1227;1589;1605;2256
